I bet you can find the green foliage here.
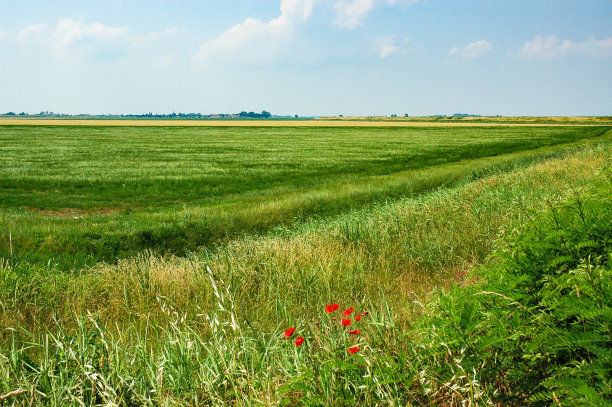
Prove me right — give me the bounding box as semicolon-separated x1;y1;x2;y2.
415;183;612;405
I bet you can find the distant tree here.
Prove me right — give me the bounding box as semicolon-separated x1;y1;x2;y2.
4;112;15;116
261;110;271;118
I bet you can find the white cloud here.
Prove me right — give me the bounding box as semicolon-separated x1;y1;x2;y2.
376;36;400;58
52;18;130;60
334;0;376;28
334;0;417;28
16;24;47;44
16;19;176;62
197;0;316;65
379;43;399;58
449;40;492;59
374;36;418;59
280;0;316;20
519;34;612;58
196;0;419;64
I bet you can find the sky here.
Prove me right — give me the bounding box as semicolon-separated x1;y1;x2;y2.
0;0;611;116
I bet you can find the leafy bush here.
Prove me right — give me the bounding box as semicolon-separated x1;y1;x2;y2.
415;183;612;405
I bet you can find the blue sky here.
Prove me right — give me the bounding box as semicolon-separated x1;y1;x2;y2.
0;0;611;116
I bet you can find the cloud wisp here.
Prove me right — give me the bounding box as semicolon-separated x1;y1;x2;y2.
333;0;417;28
16;23;47;44
334;0;376;28
16;19;176;62
196;0;316;66
449;40;492;59
519;34;612;58
375;36;417;59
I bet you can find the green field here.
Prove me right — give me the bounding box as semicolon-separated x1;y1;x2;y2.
1;125;610;268
0;124;611;405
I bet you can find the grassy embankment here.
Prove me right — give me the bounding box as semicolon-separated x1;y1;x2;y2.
1;125;610;269
0;136;610;405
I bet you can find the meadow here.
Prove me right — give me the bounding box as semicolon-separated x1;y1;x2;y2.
1;124;610;268
0;122;610;405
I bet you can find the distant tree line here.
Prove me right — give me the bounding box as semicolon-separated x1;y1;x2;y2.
239;111;271;118
1;110;275;119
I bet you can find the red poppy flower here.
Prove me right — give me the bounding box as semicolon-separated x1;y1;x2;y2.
348;345;360;354
284;328;295;338
343;307;354;316
348;329;360;335
341;318;351;326
325;303;340;313
355;315;361;322
295;336;304;347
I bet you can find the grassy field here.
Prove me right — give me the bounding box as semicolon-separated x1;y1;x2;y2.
1;124;610;268
0;124;610;405
1;141;610;405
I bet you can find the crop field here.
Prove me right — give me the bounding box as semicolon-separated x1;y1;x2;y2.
0;123;611;405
